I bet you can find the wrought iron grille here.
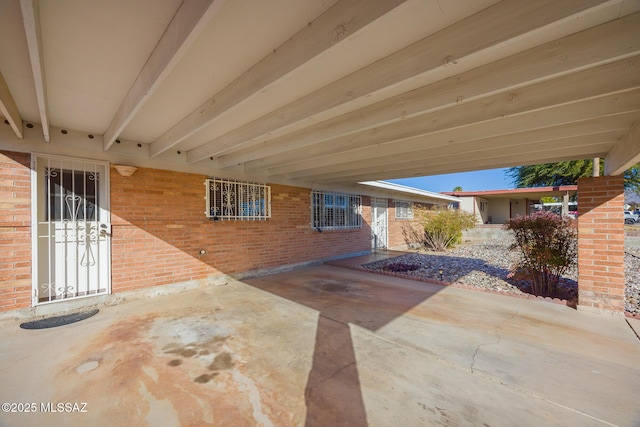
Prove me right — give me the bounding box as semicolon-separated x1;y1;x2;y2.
35;155;110;305
205;178;271;220
44;168;99;221
311;190;361;230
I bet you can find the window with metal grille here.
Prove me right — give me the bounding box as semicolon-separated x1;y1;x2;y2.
395;200;414;219
311;190;361;230
205;178;271;220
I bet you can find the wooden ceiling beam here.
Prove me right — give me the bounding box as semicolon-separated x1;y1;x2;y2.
286;130;623;182
103;0;224;151
605;118;640;175
20;0;49;142
233;14;640;171
276;117;632;181
262;84;640;176
189;0;623;165
150;0;409;158
0;71;23;138
276;124;629;181
315;143;615;185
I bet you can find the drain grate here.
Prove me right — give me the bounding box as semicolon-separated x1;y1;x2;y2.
20;309;99;330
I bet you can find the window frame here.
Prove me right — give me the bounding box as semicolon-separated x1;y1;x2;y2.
394;200;414;219
311;190;362;230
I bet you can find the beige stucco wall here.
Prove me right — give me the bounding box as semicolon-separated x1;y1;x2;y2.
458;197;483;224
458;196;531;224
510;198;528;219
487;198;510;224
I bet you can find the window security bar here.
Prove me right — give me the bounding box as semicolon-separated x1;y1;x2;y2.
205;178;271;220
311;190;362;230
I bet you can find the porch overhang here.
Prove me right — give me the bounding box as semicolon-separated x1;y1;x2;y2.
0;0;638;184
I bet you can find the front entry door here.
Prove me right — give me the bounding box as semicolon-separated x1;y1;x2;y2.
33;154;111;305
371;197;388;249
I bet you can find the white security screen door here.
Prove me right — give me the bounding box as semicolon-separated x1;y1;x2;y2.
32;154;111;304
371;197;388;249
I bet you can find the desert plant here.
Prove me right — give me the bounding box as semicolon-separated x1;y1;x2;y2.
505;211;577;297
416;207;475;251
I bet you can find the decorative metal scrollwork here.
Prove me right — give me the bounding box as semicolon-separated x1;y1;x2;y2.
206;178;270;220
41;282;76;296
77;223;98;267
44;168;59;178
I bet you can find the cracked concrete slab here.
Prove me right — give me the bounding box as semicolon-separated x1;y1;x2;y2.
0;264;638;426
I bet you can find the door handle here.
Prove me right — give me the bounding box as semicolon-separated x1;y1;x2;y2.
99;224;111;237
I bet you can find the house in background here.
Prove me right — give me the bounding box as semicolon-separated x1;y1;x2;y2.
360;181;460;250
443;186;578;224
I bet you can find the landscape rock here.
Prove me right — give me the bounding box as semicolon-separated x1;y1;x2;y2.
361;239;639;315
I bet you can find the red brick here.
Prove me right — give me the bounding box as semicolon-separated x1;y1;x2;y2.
577;176;625;313
0;152;33;312
110;168;373;294
0;157;441;312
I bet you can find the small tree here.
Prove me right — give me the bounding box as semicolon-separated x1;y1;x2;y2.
505;211;576;297
416;207;475;251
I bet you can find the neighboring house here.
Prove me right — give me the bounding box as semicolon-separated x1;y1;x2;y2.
442;186;578;224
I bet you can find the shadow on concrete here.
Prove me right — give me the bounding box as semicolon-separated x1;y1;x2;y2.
304;315;368;426
247;266;445;426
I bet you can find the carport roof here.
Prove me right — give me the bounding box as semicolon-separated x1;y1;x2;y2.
1;0;640;190
443;185;578;200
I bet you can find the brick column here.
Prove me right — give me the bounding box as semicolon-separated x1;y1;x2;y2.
577;175;625;314
0;151;32;312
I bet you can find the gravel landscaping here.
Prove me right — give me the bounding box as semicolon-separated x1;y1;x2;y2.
360;239;640;315
626;248;640;316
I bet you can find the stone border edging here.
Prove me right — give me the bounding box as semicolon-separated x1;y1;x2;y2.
625;312;640;320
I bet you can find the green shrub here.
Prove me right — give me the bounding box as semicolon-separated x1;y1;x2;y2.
505;211;576;297
415;207;475;251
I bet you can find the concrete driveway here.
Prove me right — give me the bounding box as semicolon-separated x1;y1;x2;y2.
0;264;639;426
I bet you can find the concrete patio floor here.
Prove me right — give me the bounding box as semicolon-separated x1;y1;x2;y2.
0;263;639;426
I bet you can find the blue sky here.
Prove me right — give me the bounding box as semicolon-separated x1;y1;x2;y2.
388;168;514;193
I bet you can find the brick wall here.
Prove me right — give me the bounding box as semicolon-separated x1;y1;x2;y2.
110;166;371;293
387;201;434;249
0;151;32;312
0;158;372;312
577;175;625;312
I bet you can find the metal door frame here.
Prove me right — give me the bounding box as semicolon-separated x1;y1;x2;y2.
371;197;388;250
31;153;111;306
